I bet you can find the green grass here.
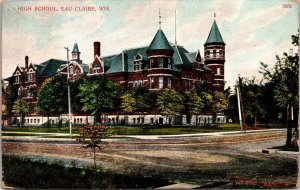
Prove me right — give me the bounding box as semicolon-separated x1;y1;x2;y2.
3;155;171;189
3;123;282;136
2;126;81;134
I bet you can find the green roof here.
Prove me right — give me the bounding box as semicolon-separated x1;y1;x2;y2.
103;45;199;74
205;20;225;44
72;43;80;53
35;59;67;76
147;30;174;52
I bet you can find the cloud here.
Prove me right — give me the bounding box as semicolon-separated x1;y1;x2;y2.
2;31;36;78
176;0;244;50
97;0;177;57
225;5;290;61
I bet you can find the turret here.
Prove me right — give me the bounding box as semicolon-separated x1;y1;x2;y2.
204;17;226;91
71;42;82;64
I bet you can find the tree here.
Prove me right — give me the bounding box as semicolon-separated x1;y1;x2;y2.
36;76;68;126
4;85;18;123
259;34;299;146
121;87;151;125
182;90;203;125
121;91;136;113
12;98;29;126
238;78;264;128
70;78;85;115
157;88;184;126
211;91;229;124
79;76;121;124
77;124;106;169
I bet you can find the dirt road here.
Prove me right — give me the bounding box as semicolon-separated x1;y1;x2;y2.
2;130;298;188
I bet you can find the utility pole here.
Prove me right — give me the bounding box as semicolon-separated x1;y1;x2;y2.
64;47;72;137
236;85;243;133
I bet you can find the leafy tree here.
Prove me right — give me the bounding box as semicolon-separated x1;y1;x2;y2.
121;91;136;114
157;88;184;126
12;98;29;126
182;90;203;125
238;78;264;128
70;78;85;115
4;85;18;118
212;91;229;113
77;124;106;169
211;91;229;124
36;76;68;126
79;76;121;124
121;87;153;125
259;34;299;146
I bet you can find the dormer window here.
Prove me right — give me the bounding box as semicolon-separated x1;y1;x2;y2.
93;64;101;73
15;75;20;84
134;54;143;71
27;69;35;82
14;71;21;84
134;61;142;71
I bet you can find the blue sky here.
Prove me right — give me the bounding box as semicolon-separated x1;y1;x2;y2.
2;0;299;87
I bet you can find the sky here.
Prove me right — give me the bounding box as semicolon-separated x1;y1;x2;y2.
1;0;299;88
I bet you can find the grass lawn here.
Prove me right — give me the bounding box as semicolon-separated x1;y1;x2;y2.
2;123;284;136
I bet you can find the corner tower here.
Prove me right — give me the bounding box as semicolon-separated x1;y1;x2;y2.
71;42;82;64
204;18;225;91
146;10;174;90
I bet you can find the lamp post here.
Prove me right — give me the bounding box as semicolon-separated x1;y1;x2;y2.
64;47;72;137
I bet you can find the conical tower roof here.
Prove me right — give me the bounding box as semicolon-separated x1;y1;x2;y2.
72;43;80;53
147;29;174;52
205;20;225;44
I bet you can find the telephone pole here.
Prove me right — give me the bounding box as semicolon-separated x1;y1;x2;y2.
64;47;72;137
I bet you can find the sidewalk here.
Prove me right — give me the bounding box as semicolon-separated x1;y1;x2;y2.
2;128;285;142
125;128;285;140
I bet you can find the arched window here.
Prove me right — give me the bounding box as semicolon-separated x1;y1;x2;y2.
27;68;35;82
134;54;142;71
18;87;23;97
70;66;74;74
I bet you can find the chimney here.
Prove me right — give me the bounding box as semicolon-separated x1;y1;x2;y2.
25;56;29;68
94;41;101;58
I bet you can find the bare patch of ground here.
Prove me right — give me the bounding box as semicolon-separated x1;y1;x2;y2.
2;130;298;188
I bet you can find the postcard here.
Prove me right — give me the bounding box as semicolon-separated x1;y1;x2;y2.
1;0;299;189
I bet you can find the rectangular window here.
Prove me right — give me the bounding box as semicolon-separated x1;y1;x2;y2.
209;49;213;58
216;49;220;58
150;59;154;68
15;76;20;84
217;68;221;75
159;76;163;89
150;77;154;89
167;77;171;88
168;58;172;69
159;58;163;68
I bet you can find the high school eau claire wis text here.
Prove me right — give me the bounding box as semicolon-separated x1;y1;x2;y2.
17;6;110;12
